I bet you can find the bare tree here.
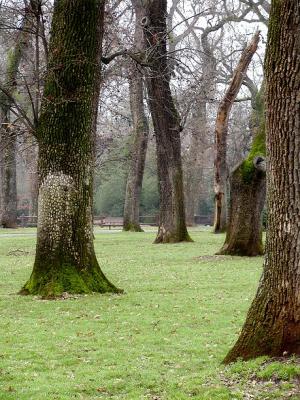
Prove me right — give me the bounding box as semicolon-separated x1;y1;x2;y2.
213;31;260;233
141;0;191;243
123;0;149;232
218;85;266;256
0;3;34;228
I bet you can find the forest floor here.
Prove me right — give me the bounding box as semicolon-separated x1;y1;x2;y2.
0;228;299;400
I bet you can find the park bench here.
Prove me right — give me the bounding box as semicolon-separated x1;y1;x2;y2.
94;216;124;229
93;215;159;229
194;215;213;226
17;215;38;227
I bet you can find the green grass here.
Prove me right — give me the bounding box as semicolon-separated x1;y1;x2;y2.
0;228;299;399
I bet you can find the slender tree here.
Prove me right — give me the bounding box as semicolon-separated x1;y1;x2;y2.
21;0;120;297
0;6;33;228
184;22;217;226
184;106;206;227
224;0;300;362
213;31;260;233
142;0;191;243
218;88;266;256
123;0;149;232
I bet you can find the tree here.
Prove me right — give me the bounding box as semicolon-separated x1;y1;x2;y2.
123;0;149;232
21;0;120;298
218;87;266;256
0;5;33;228
142;0;191;243
224;0;300;362
213;31;260;233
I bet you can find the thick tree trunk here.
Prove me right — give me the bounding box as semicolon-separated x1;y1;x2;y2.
213;31;260;233
21;0;120;298
0;7;33;227
224;0;300;362
142;0;191;243
218;157;266;256
218;91;266;256
123;2;148;232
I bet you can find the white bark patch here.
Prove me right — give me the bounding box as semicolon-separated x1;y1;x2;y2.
38;172;78;255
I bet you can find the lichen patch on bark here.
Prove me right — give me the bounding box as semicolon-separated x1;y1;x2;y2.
38;172;76;251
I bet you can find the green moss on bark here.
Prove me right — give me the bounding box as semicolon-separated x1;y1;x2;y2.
20;259;121;299
123;222;144;232
240;131;266;183
266;0;282;67
240;89;266;184
154;226;193;244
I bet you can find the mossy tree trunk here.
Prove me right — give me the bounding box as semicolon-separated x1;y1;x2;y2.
142;0;191;243
218;90;266;256
0;7;33;228
224;0;300;362
123;1;149;233
213;31;260;233
21;0;120;298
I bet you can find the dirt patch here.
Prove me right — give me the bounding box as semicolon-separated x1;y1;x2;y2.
219;357;300;399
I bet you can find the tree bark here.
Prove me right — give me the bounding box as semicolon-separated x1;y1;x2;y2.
0;124;17;228
224;0;300;362
184;100;207;226
28;140;39;217
123;1;149;232
142;0;191;243
21;0;120;298
213;31;260;233
0;7;33;227
218;90;266;256
123;72;149;232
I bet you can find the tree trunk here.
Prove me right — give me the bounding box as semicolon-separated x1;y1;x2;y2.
184;100;207;226
0;123;17;228
224;0;300;362
123;2;149;232
142;0;191;243
29;143;38;217
213;31;260;233
123;72;148;232
185;32;216;227
0;132;18;228
218;90;266;256
21;0;120;298
22;133;39;217
0;7;33;227
218;157;266;256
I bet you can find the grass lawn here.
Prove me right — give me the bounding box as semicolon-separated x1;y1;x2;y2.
0;228;299;399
